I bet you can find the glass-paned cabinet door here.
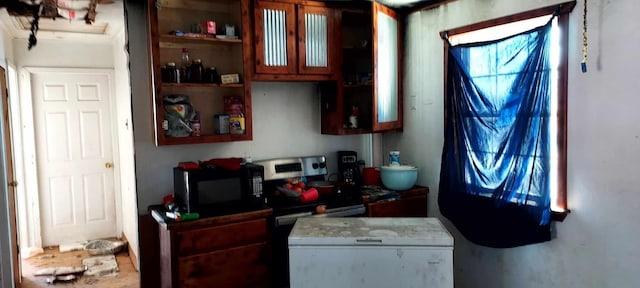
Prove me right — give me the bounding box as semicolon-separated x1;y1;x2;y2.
255;1;297;74
373;2;402;131
298;5;335;74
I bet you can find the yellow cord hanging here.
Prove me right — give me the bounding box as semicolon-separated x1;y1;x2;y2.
582;0;588;72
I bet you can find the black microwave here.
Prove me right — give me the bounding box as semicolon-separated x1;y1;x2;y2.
173;163;265;213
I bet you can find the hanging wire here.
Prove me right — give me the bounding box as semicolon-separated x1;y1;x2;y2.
581;0;588;73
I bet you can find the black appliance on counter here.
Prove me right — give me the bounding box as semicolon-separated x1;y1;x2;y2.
254;156;366;288
337;150;362;186
173;163;265;214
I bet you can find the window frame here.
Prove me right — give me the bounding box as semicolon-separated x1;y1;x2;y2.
440;1;576;221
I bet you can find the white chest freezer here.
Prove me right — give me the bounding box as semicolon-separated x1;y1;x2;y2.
288;217;454;288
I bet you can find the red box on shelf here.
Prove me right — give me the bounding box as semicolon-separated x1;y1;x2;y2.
224;95;243;116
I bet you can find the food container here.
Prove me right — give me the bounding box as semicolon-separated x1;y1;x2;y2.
214;114;230;134
229;114;245;135
389;151;400;166
380;165;417;191
221;73;240;84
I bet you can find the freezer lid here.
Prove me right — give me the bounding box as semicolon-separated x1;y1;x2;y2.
288;217;454;247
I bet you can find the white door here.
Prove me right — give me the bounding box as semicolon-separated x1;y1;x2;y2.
31;70;116;246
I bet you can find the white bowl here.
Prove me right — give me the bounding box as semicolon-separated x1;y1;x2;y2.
380;165;418;191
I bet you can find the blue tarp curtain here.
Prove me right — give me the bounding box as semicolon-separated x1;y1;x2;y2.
438;20;554;248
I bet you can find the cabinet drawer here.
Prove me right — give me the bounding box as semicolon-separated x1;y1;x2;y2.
176;218;268;256
367;195;427;217
178;242;270;288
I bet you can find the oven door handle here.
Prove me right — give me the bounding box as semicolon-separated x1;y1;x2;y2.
275;212;312;227
326;206;366;217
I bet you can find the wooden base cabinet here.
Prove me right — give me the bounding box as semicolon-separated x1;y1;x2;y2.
367;186;429;217
157;209;272;288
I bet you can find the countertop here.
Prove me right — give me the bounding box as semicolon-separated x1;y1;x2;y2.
149;186;429;229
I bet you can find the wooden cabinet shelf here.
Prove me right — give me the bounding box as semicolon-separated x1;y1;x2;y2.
159;34;242;45
159;134;252;145
161;82;244;88
343;84;373;88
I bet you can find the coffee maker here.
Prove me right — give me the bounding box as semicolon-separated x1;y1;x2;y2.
337;151;361;186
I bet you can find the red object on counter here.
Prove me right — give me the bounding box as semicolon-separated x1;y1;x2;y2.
200;157;242;171
162;194;174;206
362;167;382;186
178;162;200;170
299;188;319;203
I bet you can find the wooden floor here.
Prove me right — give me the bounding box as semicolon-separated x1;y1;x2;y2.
19;246;140;288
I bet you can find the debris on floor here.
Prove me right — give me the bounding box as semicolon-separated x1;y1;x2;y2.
37;254;55;260
59;242;87;253
34;265;87;276
83;255;119;277
84;239;128;256
46;274;77;284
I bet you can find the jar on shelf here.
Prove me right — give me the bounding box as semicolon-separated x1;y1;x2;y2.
205;67;220;84
166;62;179;83
191;59;204;83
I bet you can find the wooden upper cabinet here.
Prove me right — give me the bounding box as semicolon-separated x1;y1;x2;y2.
147;0;254;146
252;0;337;80
320;1;403;135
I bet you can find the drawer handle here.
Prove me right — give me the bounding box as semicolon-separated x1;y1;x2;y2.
356;238;382;244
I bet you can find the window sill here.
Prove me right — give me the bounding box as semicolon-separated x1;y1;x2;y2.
551;209;570;222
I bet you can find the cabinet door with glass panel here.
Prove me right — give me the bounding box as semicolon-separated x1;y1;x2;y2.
253;0;337;80
148;0;253;146
320;1;402;135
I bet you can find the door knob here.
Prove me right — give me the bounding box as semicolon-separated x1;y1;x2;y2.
105;162;113;168
8;181;18;187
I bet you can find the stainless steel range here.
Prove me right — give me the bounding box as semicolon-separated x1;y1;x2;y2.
255;155;366;287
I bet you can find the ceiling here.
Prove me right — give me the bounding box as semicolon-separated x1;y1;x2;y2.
0;0;450;42
0;0;124;42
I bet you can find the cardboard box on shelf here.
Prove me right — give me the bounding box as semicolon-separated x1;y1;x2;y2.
224;95;243;116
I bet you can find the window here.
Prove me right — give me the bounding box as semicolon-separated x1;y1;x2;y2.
441;2;574;219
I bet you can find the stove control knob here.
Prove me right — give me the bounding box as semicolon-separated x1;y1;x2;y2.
319;162;326;168
312;163;319;169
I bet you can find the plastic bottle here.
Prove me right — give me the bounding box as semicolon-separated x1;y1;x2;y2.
180;48;192;83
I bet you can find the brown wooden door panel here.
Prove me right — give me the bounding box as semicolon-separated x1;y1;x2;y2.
178;242;270;288
176;218;267;256
367;195;427;217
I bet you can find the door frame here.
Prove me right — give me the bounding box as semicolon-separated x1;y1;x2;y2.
17;67;123;250
1;66;21;287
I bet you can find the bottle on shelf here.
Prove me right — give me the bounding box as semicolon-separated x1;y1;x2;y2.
181;48;192;83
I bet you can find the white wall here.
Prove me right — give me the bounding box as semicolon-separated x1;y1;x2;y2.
113;29;139;268
13;39;113;68
125;1;369;212
133;81;368;211
389;0;640;287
